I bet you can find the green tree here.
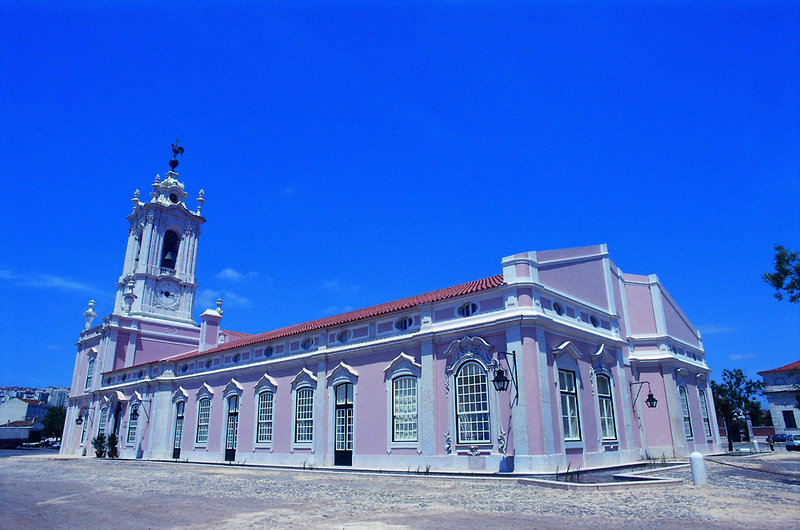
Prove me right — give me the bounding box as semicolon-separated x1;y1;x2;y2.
763;244;800;303
710;369;764;452
42;405;66;439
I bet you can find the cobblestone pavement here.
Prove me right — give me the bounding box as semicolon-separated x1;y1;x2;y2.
1;452;799;529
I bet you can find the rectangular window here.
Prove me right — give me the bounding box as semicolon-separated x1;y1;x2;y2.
392;377;418;442
98;407;107;437
699;390;712;438
679;387;693;439
256;392;274;444
127;406;139;444
596;375;616;441
196;399;210;444
295;388;314;443
784;410;798;429
80;417;87;444
559;370;581;441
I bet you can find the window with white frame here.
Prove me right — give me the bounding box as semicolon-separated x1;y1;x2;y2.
295;387;314;443
455;361;490;444
596;374;616;440
85;358;95;390
698;390;712;438
392;376;418;442
679;386;693;439
256;391;274;444
196;398;211;444
559;369;581;441
98;407;107;437
127;405;139;444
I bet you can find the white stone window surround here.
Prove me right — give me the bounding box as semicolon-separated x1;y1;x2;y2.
678;385;693;440
221;379;243;454
194;383;214;447
590;345;619;444
79;407;89;446
443;336;504;456
384;353;422;454
126;401;140;446
698;388;713;439
326;361;359;459
97;405;108;438
171;387;188;454
552;341;585;448
253;373;278;450
594;372;617;442
85;350;98;391
291;368;318;451
455;300;480;319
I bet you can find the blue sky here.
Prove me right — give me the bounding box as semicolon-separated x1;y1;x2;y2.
0;1;798;390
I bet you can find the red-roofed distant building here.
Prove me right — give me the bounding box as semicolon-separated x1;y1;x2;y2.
62;154;720;471
0;398;50;426
758;361;800;434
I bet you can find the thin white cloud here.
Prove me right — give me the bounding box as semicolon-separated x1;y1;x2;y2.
322;279;360;294
729;353;756;361
321;305;355;316
216;268;259;281
197;288;251;310
699;325;736;335
0;270;94;292
217;268;243;281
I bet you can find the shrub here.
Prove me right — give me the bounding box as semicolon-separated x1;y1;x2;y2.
106;433;118;458
91;434;106;458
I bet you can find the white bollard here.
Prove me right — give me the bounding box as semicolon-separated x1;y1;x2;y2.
689;451;707;485
753;439;760;453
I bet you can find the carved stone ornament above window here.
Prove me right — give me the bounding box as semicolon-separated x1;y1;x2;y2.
443;336;493;376
553;341;582;361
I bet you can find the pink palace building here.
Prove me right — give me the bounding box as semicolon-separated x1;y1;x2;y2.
62;160;721;472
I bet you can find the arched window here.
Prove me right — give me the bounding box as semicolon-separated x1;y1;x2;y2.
173;401;185;459
596;375;616;440
196;398;211;444
698;390;712;438
392;376;418;442
85;358;95;390
160;230;180;269
127;404;139;444
679;387;693;439
256;392;274;444
455;361;490;444
98;406;108;437
295;388;314;443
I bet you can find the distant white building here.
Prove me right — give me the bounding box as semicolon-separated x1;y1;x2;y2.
46;387;70;408
758;360;800;434
0;398;50;426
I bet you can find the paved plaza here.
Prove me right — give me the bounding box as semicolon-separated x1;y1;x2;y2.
1;451;799;528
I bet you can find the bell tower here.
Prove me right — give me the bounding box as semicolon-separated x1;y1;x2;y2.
114;142;206;325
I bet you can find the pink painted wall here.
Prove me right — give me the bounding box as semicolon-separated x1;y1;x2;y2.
537;259;608;309
113;335;127;371
521;328;546;455
639;367;673;447
624;283;657;335
661;292;700;346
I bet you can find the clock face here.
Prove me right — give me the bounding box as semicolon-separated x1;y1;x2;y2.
156;280;180;308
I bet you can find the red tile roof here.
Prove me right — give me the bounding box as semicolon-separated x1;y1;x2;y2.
219;329;252;340
1;420;42;428
167;274;505;362
758;360;800;375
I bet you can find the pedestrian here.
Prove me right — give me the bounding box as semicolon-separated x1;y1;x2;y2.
767;436;774;451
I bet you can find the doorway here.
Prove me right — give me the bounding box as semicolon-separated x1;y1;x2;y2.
334;383;353;466
172;401;184;459
225;395;239;462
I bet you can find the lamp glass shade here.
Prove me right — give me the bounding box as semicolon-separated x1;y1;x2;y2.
492;368;510;392
645;392;658;408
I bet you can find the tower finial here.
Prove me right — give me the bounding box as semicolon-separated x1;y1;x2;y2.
169;139;184;172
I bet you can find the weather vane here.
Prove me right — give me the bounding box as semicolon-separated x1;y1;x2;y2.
169;139;184;171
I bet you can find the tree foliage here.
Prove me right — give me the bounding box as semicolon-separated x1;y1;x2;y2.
710;369;764;452
42;405;66;439
106;432;118;458
763;244;800;303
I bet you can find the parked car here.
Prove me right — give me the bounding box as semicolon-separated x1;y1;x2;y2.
786;434;800;451
773;433;788;443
